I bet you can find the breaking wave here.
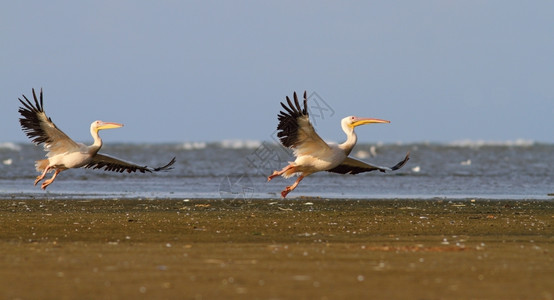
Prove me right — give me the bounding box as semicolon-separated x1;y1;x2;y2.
217;139;262;149
448;139;535;147
0;142;22;151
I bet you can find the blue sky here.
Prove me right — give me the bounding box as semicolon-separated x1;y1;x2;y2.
2;1;553;144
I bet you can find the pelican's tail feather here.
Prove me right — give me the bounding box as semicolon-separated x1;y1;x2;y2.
35;159;49;173
282;166;301;179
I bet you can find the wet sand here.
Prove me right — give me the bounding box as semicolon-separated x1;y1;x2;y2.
0;198;552;299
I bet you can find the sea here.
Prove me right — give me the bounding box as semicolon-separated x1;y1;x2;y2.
0;140;552;201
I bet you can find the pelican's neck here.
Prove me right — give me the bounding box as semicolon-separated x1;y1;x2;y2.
89;127;102;155
339;123;357;156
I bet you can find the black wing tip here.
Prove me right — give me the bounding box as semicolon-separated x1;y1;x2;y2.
18;87;51;146
328;151;410;175
19;87;45;113
85;156;176;173
276;91;309;148
278;91;309;117
302;91;308;114
153;157;176;172
327;162;384;175
391;151;410;171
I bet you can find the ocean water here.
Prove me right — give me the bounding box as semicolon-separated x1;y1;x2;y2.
0;141;552;200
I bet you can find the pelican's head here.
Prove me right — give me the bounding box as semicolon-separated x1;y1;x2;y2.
91;120;124;132
343;116;390;129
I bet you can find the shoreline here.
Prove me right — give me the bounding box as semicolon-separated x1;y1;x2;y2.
2;192;553;201
1;198;552;299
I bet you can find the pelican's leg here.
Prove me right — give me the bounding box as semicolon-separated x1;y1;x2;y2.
281;175;305;198
268;164;295;182
34;166;51;186
41;169;62;190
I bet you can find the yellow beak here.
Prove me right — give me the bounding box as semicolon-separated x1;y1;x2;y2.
97;122;124;130
351;117;390;127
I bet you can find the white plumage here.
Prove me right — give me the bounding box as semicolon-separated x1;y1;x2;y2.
18;88;175;189
268;91;409;198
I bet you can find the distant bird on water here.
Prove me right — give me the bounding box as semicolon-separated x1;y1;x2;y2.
18;88;176;189
268;91;409;198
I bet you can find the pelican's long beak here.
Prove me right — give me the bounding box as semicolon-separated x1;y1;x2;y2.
98;122;124;130
352;117;390;127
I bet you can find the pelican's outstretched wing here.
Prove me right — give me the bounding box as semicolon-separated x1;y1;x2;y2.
85;154;176;173
18;88;80;156
276;91;330;156
327;152;410;174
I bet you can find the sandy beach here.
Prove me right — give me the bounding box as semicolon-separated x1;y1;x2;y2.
0;198;552;299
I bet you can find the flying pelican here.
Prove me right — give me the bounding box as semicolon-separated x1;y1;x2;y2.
18;88;176;189
268;91;409;198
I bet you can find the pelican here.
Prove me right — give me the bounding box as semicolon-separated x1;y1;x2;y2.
268;91;410;198
18;88;176;189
